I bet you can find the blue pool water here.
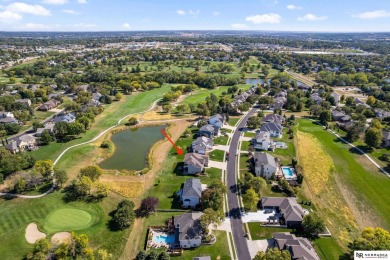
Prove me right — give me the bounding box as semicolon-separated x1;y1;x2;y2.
153;234;175;244
282;167;295;178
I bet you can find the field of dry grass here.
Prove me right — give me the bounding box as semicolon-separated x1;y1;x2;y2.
296;131;359;247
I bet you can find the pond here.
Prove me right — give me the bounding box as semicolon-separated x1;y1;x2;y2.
99;125;166;171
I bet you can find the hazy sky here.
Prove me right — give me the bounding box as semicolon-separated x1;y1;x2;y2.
0;0;390;32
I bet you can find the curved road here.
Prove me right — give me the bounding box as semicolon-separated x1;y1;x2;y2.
0;99;161;199
227;107;257;260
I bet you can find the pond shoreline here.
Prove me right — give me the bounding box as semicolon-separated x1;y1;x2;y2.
99;123;169;176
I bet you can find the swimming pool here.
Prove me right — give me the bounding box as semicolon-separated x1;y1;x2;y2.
282;167;296;179
153;234;175;244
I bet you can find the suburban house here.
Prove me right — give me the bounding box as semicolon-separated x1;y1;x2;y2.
198;124;218;139
183;153;209;175
36;122;55;137
273;232;320;260
191;136;214;155
0;112;19;124
382;130;390;147
260;122;284;138
375;109;390;120
180;178;202;208
262;114;284;125
310;93;323;104
260;197;306;228
15;98;32;107
38;99;60;111
331;92;341;105
53;113;76;123
209;114;225;128
251;131;273;151
331;110;346;121
174;212;204;248
6;134;37;154
252;152;280;179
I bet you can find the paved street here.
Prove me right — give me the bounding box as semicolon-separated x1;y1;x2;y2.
226;107;258;260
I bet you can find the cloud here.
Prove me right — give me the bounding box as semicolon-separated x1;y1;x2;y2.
188;10;199;16
16;23;55;30
122;23;130;29
245;13;281;24
231;23;247;29
42;0;68;5
0;10;22;23
213;11;220;16
7;2;51;16
176;10;186;15
77;0;87;4
63;9;80;14
352;10;390;19
286;4;302;10
298;13;327;21
74;22;96;28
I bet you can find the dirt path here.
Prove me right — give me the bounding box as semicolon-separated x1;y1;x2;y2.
120;119;192;260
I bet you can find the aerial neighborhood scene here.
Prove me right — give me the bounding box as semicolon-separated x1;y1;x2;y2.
1;0;390;260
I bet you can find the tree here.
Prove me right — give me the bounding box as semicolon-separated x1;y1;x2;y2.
158;251;170;260
67;122;85;136
200;208;224;229
55;169;68;187
115;93;123;101
127;117;138;126
162;104;172;113
346;122;365;142
345;96;354;106
309;105;322;118
176;104;189;115
139;197;160;216
136;251;147;260
242;188;259;211
77;116;92;130
253;247;291;260
33;160;53;178
364;127;383;148
95;182;109;198
80;165;103;182
302;214;325;238
39;130;53;145
112;200;135;230
349;228;390;254
366;96;376;106
247;116;261;129
74;176;93;196
319;110;331;125
202;180;227;211
147;250;159;260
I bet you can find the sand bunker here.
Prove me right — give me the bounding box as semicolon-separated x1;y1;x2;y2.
25;223;46;244
51;232;71;245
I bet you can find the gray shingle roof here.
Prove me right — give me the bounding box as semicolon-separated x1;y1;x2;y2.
260;122;283;133
261;197;305;223
174;212;203;241
182;179;202;198
184;153;209;168
253;152;277;168
273;232;319;260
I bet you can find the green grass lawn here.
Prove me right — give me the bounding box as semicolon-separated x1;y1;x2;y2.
213;135;228;145
31;85;171;164
241;141;251;151
209;149;225;162
228;117;240;127
297;119;390;230
313;237;344;260
44;208;94;233
247;223;292;240
0;192;130;260
179;231;231;259
269;128;296;166
244;132;255;138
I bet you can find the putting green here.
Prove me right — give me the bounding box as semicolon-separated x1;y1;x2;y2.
44;208;93;232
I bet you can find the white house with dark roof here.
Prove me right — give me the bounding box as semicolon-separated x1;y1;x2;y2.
382;130;390;147
252;152;280;179
273;232;320;260
198;124;218;139
251;131;273;151
183;153;209;175
180;178;203;208
191;136;214;155
261;197;307;228
260;122;284;138
53;113;76;123
262;114;284;125
174;212;204;248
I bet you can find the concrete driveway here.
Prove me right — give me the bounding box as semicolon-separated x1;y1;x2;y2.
247;239;273;258
213;144;230;152
208;160;227;170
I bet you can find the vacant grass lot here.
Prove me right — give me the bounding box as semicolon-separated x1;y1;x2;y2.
313;237;344;260
297;119;390;246
247;223;292;240
228;117;241;127
214;135;228;145
269;128;296;166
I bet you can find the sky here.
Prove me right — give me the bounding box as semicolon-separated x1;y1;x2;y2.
0;0;390;32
